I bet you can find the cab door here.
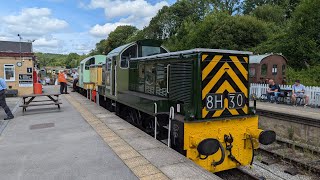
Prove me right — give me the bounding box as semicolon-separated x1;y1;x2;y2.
111;56;117;96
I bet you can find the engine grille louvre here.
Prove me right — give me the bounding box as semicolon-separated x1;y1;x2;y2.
169;62;193;104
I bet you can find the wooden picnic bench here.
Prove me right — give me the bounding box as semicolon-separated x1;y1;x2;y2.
20;93;62;114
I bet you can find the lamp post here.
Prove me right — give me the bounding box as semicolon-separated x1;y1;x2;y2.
17;34;23;63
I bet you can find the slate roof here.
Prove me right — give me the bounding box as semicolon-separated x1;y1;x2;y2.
0;41;32;53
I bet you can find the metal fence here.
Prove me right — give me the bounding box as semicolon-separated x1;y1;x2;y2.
250;83;320;106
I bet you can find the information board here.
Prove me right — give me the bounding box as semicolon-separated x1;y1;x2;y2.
19;74;33;87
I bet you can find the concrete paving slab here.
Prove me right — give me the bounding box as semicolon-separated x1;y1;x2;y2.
0;95;138;180
107;121;138;131
115;127;148;139
99;116;124;124
160;162;208;179
139;147;187;168
125;135;164;151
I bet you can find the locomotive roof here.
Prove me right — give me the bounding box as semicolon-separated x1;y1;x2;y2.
79;55;107;64
106;39;164;57
250;54;288;64
130;48;252;61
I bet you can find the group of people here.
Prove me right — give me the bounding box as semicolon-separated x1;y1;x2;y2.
57;70;79;94
266;79;309;107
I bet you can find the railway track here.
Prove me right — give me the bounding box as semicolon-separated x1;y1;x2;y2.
256;109;320;128
216;168;262;180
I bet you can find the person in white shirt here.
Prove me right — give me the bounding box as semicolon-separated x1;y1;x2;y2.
71;70;79;92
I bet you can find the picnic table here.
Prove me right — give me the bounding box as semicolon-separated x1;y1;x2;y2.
20;93;62;114
279;88;292;104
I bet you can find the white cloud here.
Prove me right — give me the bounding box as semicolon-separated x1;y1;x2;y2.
33;38;60;48
2;7;68;36
87;0;169;37
89;22;130;37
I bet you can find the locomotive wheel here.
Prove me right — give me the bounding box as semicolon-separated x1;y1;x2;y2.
127;109;142;128
145;117;159;138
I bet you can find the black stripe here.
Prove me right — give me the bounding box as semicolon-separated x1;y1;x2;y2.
226;61;248;86
209;73;242;94
238;56;248;64
222;109;232;116
202;61;225;88
205;111;215;119
236;108;246;115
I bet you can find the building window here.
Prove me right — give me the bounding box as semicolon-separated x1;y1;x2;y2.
261;64;267;76
249;67;256;77
272;65;277;75
4;64;15;81
282;65;286;75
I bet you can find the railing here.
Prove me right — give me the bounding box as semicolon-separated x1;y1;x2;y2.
250;83;320;106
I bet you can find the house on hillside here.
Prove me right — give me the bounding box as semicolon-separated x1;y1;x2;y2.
0;41;36;96
249;54;288;85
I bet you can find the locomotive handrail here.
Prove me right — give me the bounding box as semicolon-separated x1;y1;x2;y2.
168;106;175;147
166;64;170;94
154;103;158;139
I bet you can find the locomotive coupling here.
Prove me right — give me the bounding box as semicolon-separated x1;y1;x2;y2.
251;129;276;145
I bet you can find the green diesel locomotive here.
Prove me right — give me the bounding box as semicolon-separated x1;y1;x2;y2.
77;39;276;173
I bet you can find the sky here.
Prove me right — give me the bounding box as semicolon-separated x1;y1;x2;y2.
0;0;175;54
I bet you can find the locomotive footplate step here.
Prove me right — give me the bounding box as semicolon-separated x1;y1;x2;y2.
261;158;279;165
284;167;299;176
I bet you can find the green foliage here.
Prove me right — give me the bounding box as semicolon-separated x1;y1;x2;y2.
252;4;286;24
167;13;270;51
286;65;320;86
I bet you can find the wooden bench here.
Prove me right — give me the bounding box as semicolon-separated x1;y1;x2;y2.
20;93;62;114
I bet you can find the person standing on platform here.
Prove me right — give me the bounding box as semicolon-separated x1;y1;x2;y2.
58;70;68;94
0;78;14;120
71;70;79;92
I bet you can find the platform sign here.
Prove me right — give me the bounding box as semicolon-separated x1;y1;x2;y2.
19;74;33;87
27;67;33;73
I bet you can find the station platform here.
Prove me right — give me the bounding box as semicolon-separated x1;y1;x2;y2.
256;101;319;120
0;86;221;180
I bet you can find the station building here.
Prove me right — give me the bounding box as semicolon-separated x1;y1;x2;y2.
249;53;288;84
0;41;35;96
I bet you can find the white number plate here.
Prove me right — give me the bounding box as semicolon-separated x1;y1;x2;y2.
228;93;245;109
205;93;245;110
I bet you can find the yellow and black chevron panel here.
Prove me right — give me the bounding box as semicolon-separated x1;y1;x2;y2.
201;53;249;119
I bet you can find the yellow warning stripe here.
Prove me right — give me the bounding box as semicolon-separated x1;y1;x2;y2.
229;56;248;80
202;63;229;100
202;55;223;81
224;65;248;98
202;54;208;61
243;57;248;63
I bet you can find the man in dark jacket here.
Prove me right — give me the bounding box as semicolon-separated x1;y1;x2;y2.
0;78;14;120
267;79;281;103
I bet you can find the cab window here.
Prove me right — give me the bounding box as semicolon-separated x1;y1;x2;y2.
85;57;95;70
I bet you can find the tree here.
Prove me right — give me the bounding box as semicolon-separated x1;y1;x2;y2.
107;25;138;52
212;0;242;15
252;4;286;24
170;13;270;51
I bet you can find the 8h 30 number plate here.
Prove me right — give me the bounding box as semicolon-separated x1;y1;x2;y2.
205;92;245;111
